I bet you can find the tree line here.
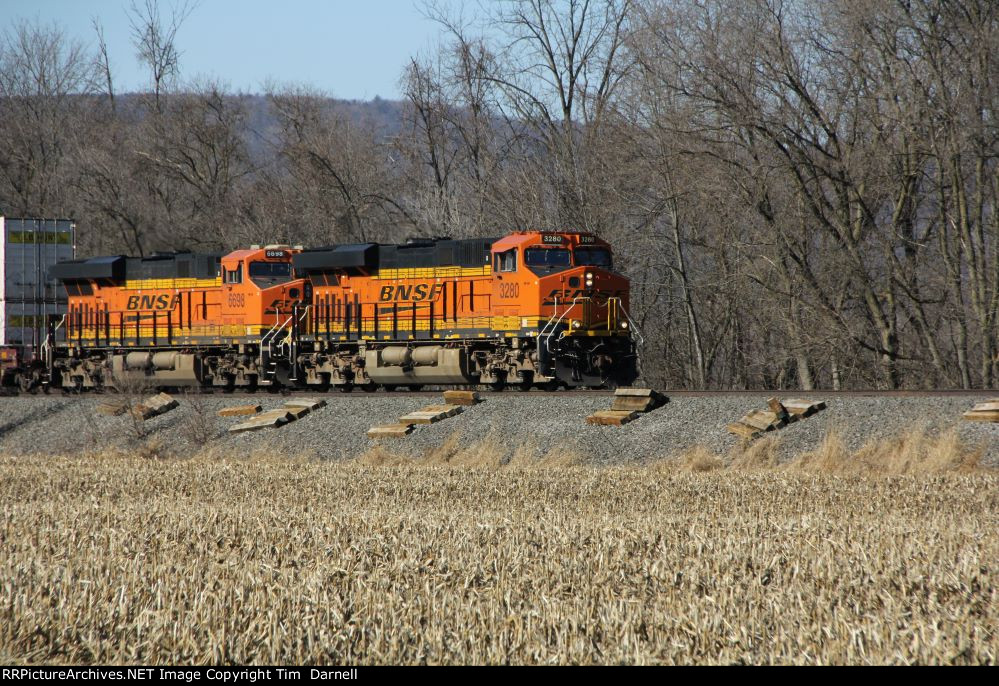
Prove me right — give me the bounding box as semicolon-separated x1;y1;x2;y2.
1;0;996;390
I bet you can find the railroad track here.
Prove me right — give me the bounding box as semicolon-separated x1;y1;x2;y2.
655;389;999;398
6;387;999;399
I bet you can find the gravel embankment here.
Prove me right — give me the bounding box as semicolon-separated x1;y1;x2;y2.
1;392;998;467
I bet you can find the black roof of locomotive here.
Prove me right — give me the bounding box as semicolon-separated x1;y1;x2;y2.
49;255;125;281
292;243;378;272
293;236;496;273
50;251;221;282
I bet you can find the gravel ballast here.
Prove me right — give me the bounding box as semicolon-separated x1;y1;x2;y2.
1;392;998;467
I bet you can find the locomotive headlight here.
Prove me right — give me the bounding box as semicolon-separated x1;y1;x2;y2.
571;320;582;329
585;272;593;280
620;321;629;329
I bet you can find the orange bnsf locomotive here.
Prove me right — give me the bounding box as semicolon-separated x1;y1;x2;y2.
43;231;639;391
47;246;309;391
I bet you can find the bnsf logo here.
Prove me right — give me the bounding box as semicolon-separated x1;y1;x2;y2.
378;284;442;302
126;294;181;310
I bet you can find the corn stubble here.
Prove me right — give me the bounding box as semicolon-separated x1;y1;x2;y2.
0;445;996;665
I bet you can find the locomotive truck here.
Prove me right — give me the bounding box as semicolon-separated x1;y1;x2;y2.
40;231;640;392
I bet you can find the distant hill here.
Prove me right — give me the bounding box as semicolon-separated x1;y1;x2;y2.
240;93;408;138
110;91;409;163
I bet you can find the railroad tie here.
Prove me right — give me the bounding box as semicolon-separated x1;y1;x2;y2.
442;390;482;406
229;409;294;433
132;392;179;420
399;404;464;425
586;388;667;426
218;404;262;417
367;423;414;438
369;395;475;438
962;399;999;422
727;398;827;441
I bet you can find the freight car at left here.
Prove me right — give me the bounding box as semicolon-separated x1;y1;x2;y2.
0;217;75;392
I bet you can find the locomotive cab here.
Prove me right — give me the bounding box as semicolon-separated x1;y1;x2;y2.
220;246;309;333
490;231;630;336
490;231;637;387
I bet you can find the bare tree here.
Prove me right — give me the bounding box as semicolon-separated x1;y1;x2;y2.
133;81;253;249
423;0;635;231
0;20;96;215
266;86;413;245
92;18;115;112
128;0;195;112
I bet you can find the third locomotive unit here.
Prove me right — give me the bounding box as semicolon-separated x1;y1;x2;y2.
42;231;640;392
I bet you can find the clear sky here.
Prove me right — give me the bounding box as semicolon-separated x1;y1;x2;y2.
0;0;458;100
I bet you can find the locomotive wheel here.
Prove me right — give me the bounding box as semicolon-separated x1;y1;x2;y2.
337;383;354;393
517;372;534;392
383;384;397;392
361;382;378;392
17;374;34;395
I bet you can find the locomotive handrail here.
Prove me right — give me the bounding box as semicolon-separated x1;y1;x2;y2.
275;305;309;382
259;310;295;380
616;299;644;347
280;305;310;350
541;296;591;352
261;311;291;346
41;314;67;371
538;295;561;348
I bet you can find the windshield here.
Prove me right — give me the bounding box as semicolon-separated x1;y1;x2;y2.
525;247;571;267
574;247;612;268
249;261;292;283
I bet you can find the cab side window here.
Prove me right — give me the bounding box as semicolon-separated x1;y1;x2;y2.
224;263;243;284
496;249;518;272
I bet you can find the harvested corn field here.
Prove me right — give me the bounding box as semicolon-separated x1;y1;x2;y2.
0;451;995;665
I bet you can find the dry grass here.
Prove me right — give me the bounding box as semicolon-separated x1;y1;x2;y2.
705;427;987;475
0;440;996;665
790;428;984;475
358;430;583;469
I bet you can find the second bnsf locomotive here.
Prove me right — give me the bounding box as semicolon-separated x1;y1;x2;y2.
44;231;639;391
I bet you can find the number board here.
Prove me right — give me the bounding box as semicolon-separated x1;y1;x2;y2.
541;234;563;244
578;235;596;244
265;250;286;258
